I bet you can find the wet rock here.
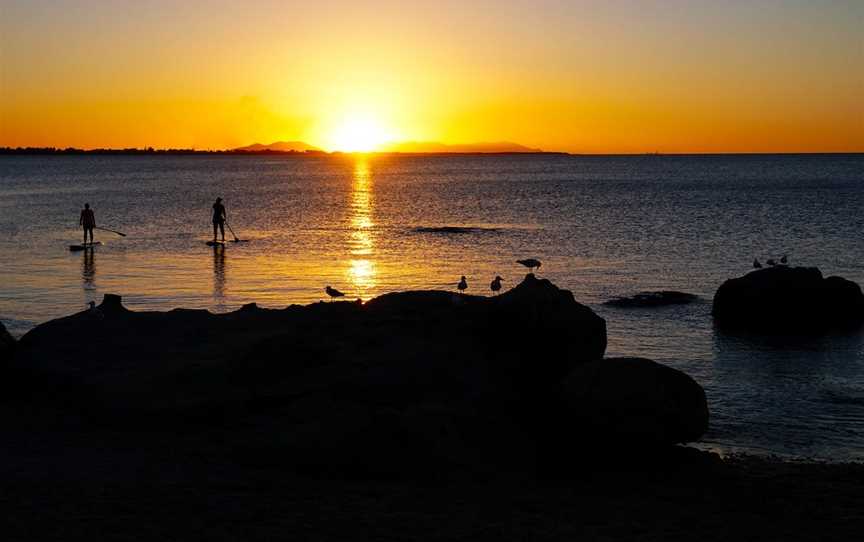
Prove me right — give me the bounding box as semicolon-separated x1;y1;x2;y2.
605;291;698;308
561;357;709;446
713;266;864;333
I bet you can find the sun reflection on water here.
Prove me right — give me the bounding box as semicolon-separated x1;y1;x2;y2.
346;158;377;297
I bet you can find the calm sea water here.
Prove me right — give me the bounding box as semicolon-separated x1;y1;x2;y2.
2;153;863;460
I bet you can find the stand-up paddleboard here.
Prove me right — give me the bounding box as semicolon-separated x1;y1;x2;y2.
206;240;226;247
69;241;102;251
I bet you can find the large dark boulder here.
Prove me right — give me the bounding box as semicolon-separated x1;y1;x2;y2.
713;266;864;333
7;276;610;474
6;278;711;473
9;275;606;412
561;357;709;446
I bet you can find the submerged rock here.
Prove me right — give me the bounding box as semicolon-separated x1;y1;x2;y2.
412;226;500;234
561;357;708;446
604;291;698;308
713;266;864;333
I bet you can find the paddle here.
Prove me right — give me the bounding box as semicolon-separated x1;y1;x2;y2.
95;226;127;237
225;222;247;243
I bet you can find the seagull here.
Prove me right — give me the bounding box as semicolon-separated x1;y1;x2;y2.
457;276;468;293
767;259;777;267
780;254;788;265
325;286;345;301
490;276;503;295
87;300;103;319
753;258;763;269
517;258;542;273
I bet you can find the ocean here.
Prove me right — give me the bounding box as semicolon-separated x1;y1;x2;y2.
1;153;863;460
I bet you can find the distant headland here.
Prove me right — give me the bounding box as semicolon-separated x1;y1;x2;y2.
0;140;562;156
233;141;323;153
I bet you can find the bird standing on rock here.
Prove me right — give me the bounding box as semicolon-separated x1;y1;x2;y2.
517;258;542;273
490;276;503;295
457;276;468;294
325;286;345;301
780;254;788;265
753;258;763;269
87;300;103;319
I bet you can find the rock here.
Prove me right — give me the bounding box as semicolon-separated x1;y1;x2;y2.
561;357;709;446
9;277;606;412
604;291;698;308
5;279;718;474
483;273;607;384
713;266;864;333
5;277;611;474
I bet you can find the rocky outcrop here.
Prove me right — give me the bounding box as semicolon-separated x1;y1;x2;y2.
605;291;698;308
561;358;708;446
10;275;606;409
713;266;864;333
5;275;708;473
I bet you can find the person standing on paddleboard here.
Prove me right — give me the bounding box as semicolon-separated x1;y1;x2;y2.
212;197;227;243
79;203;96;245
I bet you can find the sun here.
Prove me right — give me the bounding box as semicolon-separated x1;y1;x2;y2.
329;115;391;152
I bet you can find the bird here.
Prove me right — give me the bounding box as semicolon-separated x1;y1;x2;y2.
457;276;468;293
780;254;788;265
517;258;542;273
753;258;763;269
767;259;777;267
325;286;345;301
490;276;503;295
87;300;103;319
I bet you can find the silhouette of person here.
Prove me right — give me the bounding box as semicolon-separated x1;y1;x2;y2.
79;203;96;245
212;197;226;242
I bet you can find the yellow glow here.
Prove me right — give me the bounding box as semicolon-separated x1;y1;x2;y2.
349;259;376;290
328;115;392;152
346;158;377;296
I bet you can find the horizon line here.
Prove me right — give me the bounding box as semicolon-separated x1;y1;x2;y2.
2;146;863;157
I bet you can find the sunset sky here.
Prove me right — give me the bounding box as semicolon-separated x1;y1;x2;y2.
1;0;862;153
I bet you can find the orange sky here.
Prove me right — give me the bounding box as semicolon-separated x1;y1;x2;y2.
1;0;862;153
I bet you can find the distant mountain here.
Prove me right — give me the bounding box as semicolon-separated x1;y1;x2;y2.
233;140;546;154
234;141;322;152
383;141;543;153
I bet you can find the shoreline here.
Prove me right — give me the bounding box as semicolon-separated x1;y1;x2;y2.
1;411;862;541
1;385;862;538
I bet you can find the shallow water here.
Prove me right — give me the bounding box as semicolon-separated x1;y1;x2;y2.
1;153;863;460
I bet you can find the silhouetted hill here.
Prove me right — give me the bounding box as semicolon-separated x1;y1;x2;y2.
383;141;543;153
234;141;322;152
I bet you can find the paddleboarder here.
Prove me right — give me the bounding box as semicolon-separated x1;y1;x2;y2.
212;197;226;243
79;203;96;245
